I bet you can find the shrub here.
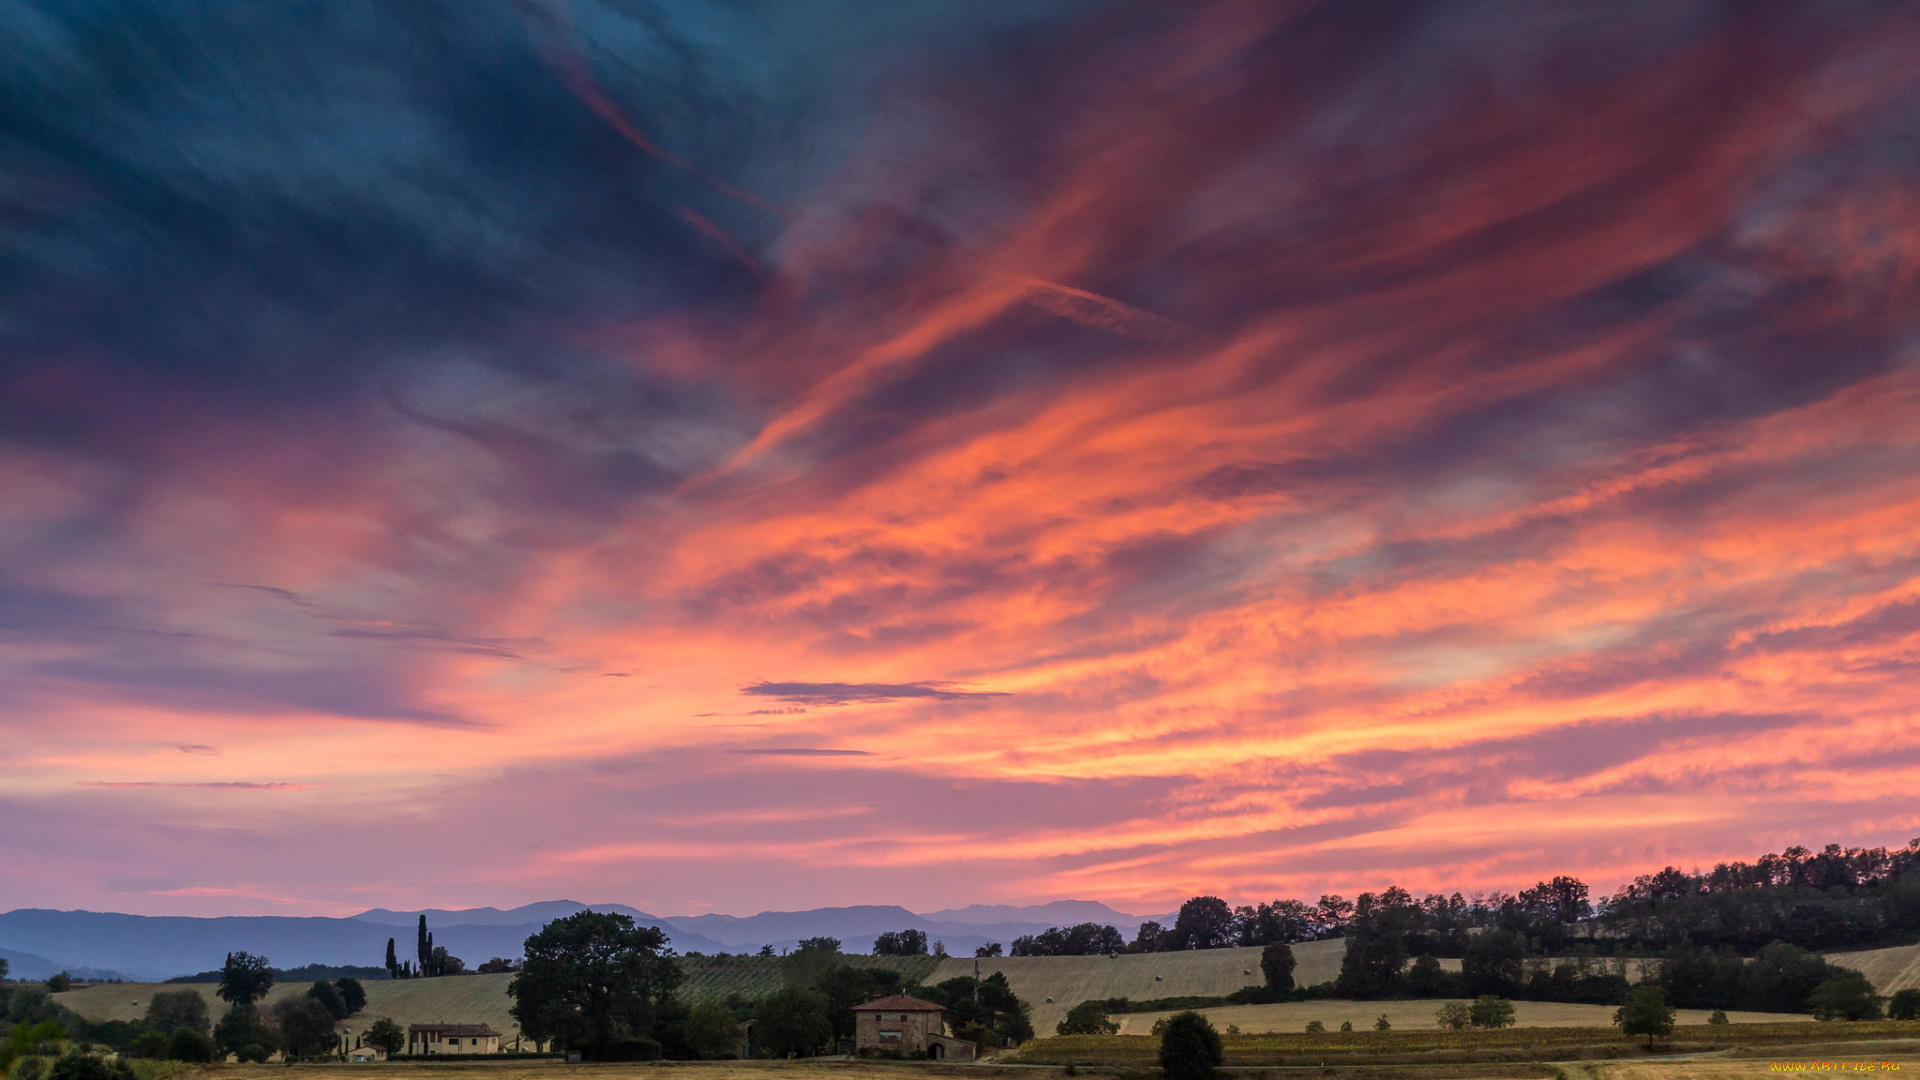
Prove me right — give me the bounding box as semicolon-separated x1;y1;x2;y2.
1058;1001;1119;1037
126;1032;169;1059
686;1000;740;1060
1338;1020;1352;1032
1708;1009;1729;1025
143;991;210;1036
168;1027;217;1062
1889;988;1920;1021
1304;1021;1324;1033
17;1057;48;1080
236;1043;270;1064
1374;1015;1390;1031
1809;974;1884;1021
1435;1002;1470;1030
47;1056;130;1080
1156;1012;1223;1080
1469;996;1516;1029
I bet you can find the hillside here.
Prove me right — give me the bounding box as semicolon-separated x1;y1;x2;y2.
1826;943;1920;992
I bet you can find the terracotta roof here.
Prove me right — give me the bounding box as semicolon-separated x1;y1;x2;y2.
408;1024;502;1037
851;994;945;1012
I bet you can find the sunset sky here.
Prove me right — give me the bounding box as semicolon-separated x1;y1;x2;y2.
5;0;1920;920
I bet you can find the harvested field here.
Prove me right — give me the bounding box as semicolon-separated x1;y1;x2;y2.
58;975;522;1048
1109;1000;1803;1035
1826;944;1920;993
930;940;1374;1033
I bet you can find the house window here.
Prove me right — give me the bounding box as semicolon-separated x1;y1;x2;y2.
880;1032;901;1042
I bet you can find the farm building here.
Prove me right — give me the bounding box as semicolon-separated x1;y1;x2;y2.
850;994;975;1060
347;1045;386;1062
408;1023;501;1055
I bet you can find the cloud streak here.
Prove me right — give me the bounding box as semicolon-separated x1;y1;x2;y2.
1;0;1919;917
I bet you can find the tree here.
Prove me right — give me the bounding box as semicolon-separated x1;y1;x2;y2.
167;1028;216;1063
1469;995;1516;1029
1435;1002;1470;1030
1888;988;1920;1021
234;1043;270;1064
217;952;274;1007
213;1006;279;1058
333;977;367;1016
1057;1001;1118;1036
1405;955;1447;997
47;1056;131;1080
754;985;831;1057
1462;931;1525;997
815;964;903;1042
417;915;430;976
45;973;71;993
1304;1020;1324;1033
1259;942;1296;994
1808;974;1883;1021
508;911;683;1059
143;990;210;1036
1374;1015;1390;1031
1708;1010;1729;1025
363;1017;406;1056
307;979;348;1021
1613;986;1675;1048
477;958;517;974
385;938;399;979
273;998;340;1059
0;958;8;980
686;1000;740;1060
1132;921;1168;953
975;943;1003;958
1170;897;1235;950
126;1032;169;1060
871;930;927;956
1157;1011;1223;1080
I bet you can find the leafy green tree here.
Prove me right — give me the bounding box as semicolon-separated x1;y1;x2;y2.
754;985;831;1057
1435;1002;1470;1030
813;964;902;1041
1374;1015;1390;1031
9;986;67;1027
143;990;210;1036
1462;931;1525;997
1888;988;1920;1021
1304;1020;1324;1033
1260;942;1296;994
1158;1011;1223;1080
274;998;340;1059
1808;974;1883;1021
235;1044;270;1064
213;1006;280;1059
333;978;367;1016
1131;921;1169;953
1056;1001;1118;1036
871;930;927;956
1708;1010;1729;1025
307;979;348;1021
917;972;1033;1046
1747;942;1835;1013
1170;898;1236;950
1405;955;1446;997
167;1027;216;1063
45;973;72;993
1339;1020;1352;1031
363;1017;405;1056
782;937;842;987
1469;995;1516;1029
1613;986;1675;1048
508;911;683;1059
685;1000;740;1060
217;952;274;1007
975;944;1003;957
126;1032;169;1059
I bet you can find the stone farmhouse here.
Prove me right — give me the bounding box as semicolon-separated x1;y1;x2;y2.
407;1023;502;1055
850;994;976;1060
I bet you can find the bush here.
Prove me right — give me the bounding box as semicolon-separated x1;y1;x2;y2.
168;1027;217;1063
686;1000;740;1060
1058;1001;1119;1037
1338;1021;1352;1032
1156;1012;1223;1080
1304;1021;1324;1033
17;1057;48;1080
1708;1009;1729;1025
126;1032;170;1059
1469;995;1516;1029
1808;974;1883;1021
1889;988;1920;1021
47;1056;130;1080
236;1043;270;1064
1435;1002;1470;1030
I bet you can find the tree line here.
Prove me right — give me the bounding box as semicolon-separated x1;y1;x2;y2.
507;913;1035;1061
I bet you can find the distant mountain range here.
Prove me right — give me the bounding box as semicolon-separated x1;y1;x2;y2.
0;900;1172;983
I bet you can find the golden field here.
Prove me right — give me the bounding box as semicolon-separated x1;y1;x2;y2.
1109;999;1804;1035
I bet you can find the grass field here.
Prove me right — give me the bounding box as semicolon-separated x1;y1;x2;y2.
1108;1000;1804;1035
1012;1020;1920;1066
